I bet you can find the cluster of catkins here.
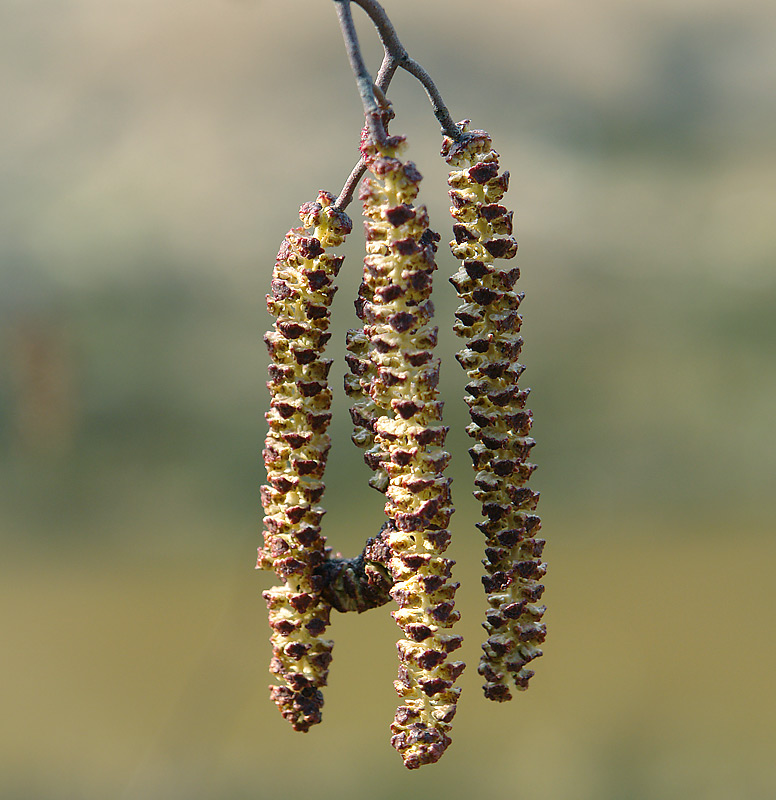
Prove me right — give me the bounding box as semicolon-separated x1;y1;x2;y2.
259;121;545;768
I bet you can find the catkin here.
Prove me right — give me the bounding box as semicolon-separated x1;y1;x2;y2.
442;123;547;702
350;127;464;769
259;191;352;731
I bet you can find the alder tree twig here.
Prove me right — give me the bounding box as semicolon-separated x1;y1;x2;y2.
352;0;462;140
334;0;466;210
333;0;389;147
336;52;398;209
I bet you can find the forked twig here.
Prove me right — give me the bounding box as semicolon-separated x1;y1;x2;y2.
333;0;465;209
352;0;462;139
333;0;389;147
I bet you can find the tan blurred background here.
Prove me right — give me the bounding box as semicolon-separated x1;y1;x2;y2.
2;0;775;797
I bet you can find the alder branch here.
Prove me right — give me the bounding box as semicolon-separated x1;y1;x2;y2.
336;51;398;209
334;0;466;210
333;0;388;147
351;0;462;140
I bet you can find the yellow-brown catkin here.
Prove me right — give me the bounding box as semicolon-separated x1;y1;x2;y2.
260;191;352;731
442;122;547;702
350;128;464;769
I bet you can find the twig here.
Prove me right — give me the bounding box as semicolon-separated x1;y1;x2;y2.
333;0;466;211
335;52;398;209
333;0;388;147
351;0;463;141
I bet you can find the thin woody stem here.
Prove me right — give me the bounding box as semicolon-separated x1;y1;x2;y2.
351;0;462;140
335;52;398;209
336;160;369;213
400;57;461;140
333;0;388;147
333;0;465;210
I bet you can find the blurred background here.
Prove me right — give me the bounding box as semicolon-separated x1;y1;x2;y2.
2;0;775;797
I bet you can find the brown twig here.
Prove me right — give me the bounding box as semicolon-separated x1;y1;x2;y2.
352;0;463;140
333;0;466;210
335;52;399;210
333;0;388;147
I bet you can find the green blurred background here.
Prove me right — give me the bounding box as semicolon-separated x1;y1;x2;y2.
2;0;775;797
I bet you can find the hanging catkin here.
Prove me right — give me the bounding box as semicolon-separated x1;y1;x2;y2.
442;123;547;702
349;127;464;768
260;191;352;730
